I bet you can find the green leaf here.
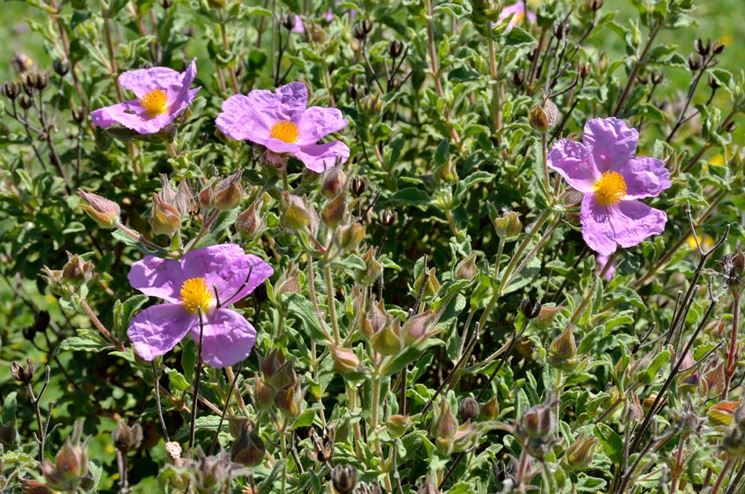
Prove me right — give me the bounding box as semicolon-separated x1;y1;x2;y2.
286;293;330;343
166;368;190;392
380;188;431;208
503;27;536;47
593;423;623;464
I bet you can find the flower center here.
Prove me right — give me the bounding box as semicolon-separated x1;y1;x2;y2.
593;171;627;206
180;277;213;314
270;120;300;143
140;89;169;118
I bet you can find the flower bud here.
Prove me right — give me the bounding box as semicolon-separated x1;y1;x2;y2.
413;268;440;299
260;349;286;378
150;194;181;237
18;94;33;110
351;176;367;197
520;299;542;319
388;40;404;58
254;378;275;411
519;400;555;440
274;263;300;296
331;465;358;494
198;182;215;210
492;210;522;240
336;223;365;252
76;189;120;228
356;248;383;285
112;422;143;452
387;415;412;437
275;385;301;418
235;202;264;239
42;421;89;492
280;192;312;231
435;161;458;184
53;59;69;77
331;346;361;374
512;70;524;87
61;252;94;284
282;14;296;31
479;397;499;420
688;53;703;72
402;311;436;345
455;252;478;281
214;171;243;211
19;479;55;494
563;435;598;470
370;322;403;356
547;325;578;371
230;422;265;467
10;359;34;384
379;209;396;228
352;20;373;40
321;193;346;228
529;99;558;131
2;81;19;100
34;72;48;91
533;305;560;330
458;397;480;422
321;166;346;198
435;399;458;440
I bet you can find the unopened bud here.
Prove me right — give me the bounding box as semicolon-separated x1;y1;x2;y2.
235;202;264;239
34;72;48;91
282;14;296;31
435;160;458;184
512;70;524;87
321;193;346;228
18;94;33;110
230;422;265;467
455;252;478;281
402;311;435;345
651;71;664;85
370;322;402;356
352;19;373;40
351;176;367;197
563;435;598;470
321;166;347;198
388;40;404;58
19;479;55;494
356;248;383;285
214;171;243;211
529;100;558;131
492;210;522;239
379;209;396;228
198;182;215;210
76;189;120;228
254;378;275;411
61;252;94;284
2;81;19;100
280;193;313;231
11;359;34;384
480;397;499;420
520;299;542;319
435;399;458;440
387;415;412;437
150;194;181;237
112;422;143;452
53;59;69;77
458;397;480;422
331;346;361;374
547;325;578;371
331;465;358;494
413;268;440;299
519;401;555;439
688;53;703;71
275;385;301;417
336;223;365;252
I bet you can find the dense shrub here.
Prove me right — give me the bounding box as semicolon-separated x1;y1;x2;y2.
0;0;744;493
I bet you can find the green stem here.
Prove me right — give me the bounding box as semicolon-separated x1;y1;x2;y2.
323;263;340;345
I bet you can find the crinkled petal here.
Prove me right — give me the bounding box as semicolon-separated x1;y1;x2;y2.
583;117;638;172
263;138;301;155
292;15;304;33
128;304;194;361
192;308;257;368
215;94;272;142
297;106;348;145
119;66;182;99
622;157;671;199
547;139;598;193
128;255;185;303
295;140;350;173
580;195;667;255
91;99;179;134
181;244;273;306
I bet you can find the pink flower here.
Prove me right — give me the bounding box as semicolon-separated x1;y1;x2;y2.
91;59;200;135
216;82;349;173
548;118;671;257
498;1;536;31
127;244;272;368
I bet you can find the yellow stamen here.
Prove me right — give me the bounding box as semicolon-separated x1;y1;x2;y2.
593;171;627;206
270;120;300;143
180;277;213;314
140;89;169;118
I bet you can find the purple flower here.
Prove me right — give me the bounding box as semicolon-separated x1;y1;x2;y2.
127;244;272;368
91;59;200;135
548;117;671;257
498;1;536;31
216;82;349;173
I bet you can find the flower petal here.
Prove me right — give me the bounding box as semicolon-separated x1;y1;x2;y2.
583;117;638;172
119;66;182;99
91;100;180;134
192;308;257;368
547;139;598;193
580;195;667;255
181;244;273;306
215;94;272;142
128;255;185;303
128;304;194;361
296;106;348;145
622;157;671;199
294;140;350;173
